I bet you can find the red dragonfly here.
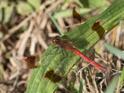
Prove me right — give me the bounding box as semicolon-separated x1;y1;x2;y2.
52;36;106;73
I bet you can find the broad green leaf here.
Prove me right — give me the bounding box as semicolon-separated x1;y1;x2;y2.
104;43;124;60
17;1;33;15
105;75;119;93
26;0;124;93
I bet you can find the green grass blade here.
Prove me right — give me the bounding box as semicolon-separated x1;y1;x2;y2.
104;43;124;60
105;75;119;93
53;8;91;19
105;68;124;93
119;68;124;88
49;14;64;35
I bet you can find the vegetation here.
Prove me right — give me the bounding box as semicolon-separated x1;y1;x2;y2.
0;0;124;93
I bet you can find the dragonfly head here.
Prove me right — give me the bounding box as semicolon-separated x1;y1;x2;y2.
52;36;61;44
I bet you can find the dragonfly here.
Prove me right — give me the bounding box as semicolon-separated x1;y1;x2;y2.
52;36;106;73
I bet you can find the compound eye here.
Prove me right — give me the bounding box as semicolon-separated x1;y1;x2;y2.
52;39;56;43
55;36;60;40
